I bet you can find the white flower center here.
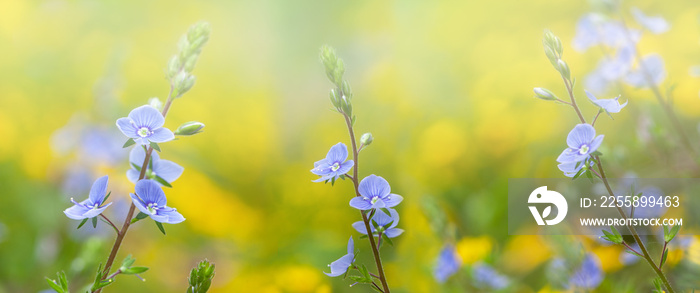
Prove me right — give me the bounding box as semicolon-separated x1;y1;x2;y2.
147;203;159;214
138;127;152;138
91;203;100;209
370;196;379;205
579;144;590;155
331;162;340;172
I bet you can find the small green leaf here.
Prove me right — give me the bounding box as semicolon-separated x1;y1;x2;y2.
150;141;161;152
660;248;669;268
624;249;643;258
381;233;394;247
123;138;136;148
153;176;173;188
92;217;98;228
77;218;88;229
122;266;149;275
572;167;586;180
155;221;166;235
45;277;63;293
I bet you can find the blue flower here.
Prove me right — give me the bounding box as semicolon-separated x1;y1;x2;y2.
625;54;666;88
127;146;184;186
352;208;404;238
586;90;628;114
324;236;355;277
572;14;639;52
569;254;604;289
130;179;185;224
64;175;112;220
349;175;403;210
557;160;594;178
434;244;461;283
311;142;354;183
117;105;174;145
556;124;604;163
632;7;670;34
472;263;510;290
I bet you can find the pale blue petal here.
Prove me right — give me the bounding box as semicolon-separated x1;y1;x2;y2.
589;135;604;153
159;208;185;224
129;105;164;129
126;169;140;184
116;118;138;138
82;202;112;218
358;175;391;199
149;127;175;143
567;124;596;149
130;193;150;215
349;197;372;210
372;207;395;227
632;7;670;34
352;221;368;234
337;160;354;175
346;236;354;254
556;148;579;163
154;160;184;183
385;228;404;238
134;179;167;206
64;204;91;220
88;175;109;204
326;142;348;163
324;254;354;277
382;194;403;208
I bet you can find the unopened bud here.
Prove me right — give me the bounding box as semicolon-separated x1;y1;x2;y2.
175;121;205;136
360;133;374;146
533;87;558;101
557;59;571;80
148;97;163;111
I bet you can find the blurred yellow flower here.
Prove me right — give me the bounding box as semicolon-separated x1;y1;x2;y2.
455;235;493;265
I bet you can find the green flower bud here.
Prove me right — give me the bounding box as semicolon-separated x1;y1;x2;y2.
329;89;341;109
319;45;345;86
175;121;205;136
543;30;563;56
172;71;196;98
557;59;571;80
187;22;211;45
533;87;558;101
360;133;374;146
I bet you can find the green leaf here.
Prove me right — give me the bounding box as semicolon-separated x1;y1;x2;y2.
45;277;63;293
660;248;669;268
131;212;149;224
572;167;586;180
120;255;136;270
666;224;681;243
150;141;161;152
102;191;112;204
624;249;643;258
77;218;88;229
381;233;394;247
155;221;166;235
92;217;98;228
153;176;173;188
122;266;149;275
590;150;603;157
123;138;136;148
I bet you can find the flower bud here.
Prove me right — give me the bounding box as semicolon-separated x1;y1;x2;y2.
329;89;341;108
557;59;571;80
533;88;558;101
320;45;345;86
360;133;374;146
175;121;205;136
148;97;163;111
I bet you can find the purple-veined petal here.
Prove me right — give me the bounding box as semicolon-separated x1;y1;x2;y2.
134;179;167;206
566;124;596;149
311;159;331;176
346;236;354;254
558;161;582;178
358;175;391;199
372;208;396;227
632;7;670;34
371;199;387;209
382;194;403;208
337;160;354;175
154;160;184;183
82;202;112;219
588;135;604;153
130;193;168;222
116;118;138;138
326;142;348;163
158;208;185;224
312;174;334;183
88;175;109;204
352;221;368;234
129;105;164;129
556;148;579;163
349;197;372;210
149;128;175;143
385;228;404;238
64;204;91;220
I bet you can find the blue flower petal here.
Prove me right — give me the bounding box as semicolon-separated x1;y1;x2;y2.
352;221;367;234
116;118;138;138
149;127;175;143
326;142;349;163
154;160;184;184
82;202;112;219
382;194;403;208
158;208;186;224
64;204;92;220
632;7;670;34
129;105;164;130
385;228;404;238
134;179;167;207
88;175;109;205
349;197;372;210
569;254;604;288
358;175;391;199
567;124;596;149
625;54;666;88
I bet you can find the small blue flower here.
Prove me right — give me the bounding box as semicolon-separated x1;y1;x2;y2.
311;142;354;183
625;54;666;88
569;254;604;289
632;7;670;34
557;160;593;178
434;244;461;283
116;105;174;145
130;179;185;224
352;208;404;238
64;175;112;220
127;146;184;186
586;90;628;114
349;175;403;210
472;263;510;290
572;14;639;52
324;236;355;277
557;124;604;163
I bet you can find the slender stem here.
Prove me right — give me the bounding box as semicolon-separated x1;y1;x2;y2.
99;214;120;234
660;241;668;269
622;242;642;256
558;74;675;291
342;113;391;293
591;110;601;127
371;282;384;293
97;87;175;292
105;270;121;281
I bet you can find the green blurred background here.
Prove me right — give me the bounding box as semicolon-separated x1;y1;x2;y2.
1;0;700;292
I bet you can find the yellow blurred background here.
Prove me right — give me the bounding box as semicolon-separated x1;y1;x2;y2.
1;0;700;292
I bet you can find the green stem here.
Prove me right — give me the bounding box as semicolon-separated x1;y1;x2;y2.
342;113;391;293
